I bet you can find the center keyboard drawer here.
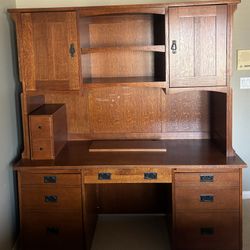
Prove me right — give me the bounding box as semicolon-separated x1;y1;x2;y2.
83;168;172;184
21;186;82;210
175;187;239;210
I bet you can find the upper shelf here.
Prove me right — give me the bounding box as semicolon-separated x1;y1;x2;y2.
81;45;166;54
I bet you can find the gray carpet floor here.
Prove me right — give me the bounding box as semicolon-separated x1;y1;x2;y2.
92;199;250;250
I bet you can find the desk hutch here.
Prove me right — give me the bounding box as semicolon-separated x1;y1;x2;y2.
8;0;246;249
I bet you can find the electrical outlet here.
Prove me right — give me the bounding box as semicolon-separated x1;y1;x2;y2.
240;77;250;89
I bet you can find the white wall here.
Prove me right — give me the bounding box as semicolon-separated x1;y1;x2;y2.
232;0;250;191
0;0;18;249
14;0;250;191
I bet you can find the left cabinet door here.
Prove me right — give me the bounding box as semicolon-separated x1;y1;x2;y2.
21;12;80;91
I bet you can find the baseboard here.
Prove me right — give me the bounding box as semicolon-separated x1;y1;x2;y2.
12;235;19;250
243;191;250;199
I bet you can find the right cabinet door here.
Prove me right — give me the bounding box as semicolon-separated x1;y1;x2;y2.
169;5;227;88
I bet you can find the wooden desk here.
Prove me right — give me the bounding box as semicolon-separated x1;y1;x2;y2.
8;0;246;249
15;140;245;250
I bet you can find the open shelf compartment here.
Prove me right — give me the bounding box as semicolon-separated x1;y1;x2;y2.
79;13;166;87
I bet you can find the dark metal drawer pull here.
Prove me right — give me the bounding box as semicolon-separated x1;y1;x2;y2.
200;195;214;202
69;43;76;57
44;176;57;184
200;227;214;236
200;175;214;182
171;40;177;54
47;227;59;235
98;173;111;180
45;195;58;203
144;172;157;180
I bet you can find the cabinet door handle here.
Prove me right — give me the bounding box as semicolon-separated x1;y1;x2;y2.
200;175;214;182
45;195;58;203
144;172;157;180
200;195;214;202
200;227;214;236
98;173;111;180
44;176;57;184
69;43;76;57
47;227;59;235
171;40;177;54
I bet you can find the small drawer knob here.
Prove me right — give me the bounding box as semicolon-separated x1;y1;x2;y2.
39;147;43;151
47;227;59;235
144;172;157;180
44;176;57;184
98;173;111;180
45;195;58;203
38;125;42;129
200;195;214;202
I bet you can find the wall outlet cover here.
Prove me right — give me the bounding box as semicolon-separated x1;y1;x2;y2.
240;77;250;89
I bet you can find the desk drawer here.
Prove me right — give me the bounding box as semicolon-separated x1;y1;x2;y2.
31;139;54;159
175;212;240;250
83;168;171;184
174;172;239;187
21;186;82;210
20;172;81;186
175;187;239;210
22;211;83;250
30;116;52;139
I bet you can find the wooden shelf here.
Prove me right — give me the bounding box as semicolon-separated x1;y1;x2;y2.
83;77;166;88
81;45;166;54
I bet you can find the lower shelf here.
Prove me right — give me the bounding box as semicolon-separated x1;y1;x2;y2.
83;77;166;88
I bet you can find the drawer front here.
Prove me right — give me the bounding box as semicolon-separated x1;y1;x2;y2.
175;187;239;210
174;172;239;187
175;212;240;250
22;211;83;250
30;116;52;139
21;187;82;210
20;173;81;186
84;168;171;184
31;139;54;159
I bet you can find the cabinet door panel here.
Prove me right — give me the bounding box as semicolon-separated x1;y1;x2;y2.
21;12;80;91
169;5;227;87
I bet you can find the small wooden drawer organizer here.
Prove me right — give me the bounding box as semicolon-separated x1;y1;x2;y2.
29;104;67;160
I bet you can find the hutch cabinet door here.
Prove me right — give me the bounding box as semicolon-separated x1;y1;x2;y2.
21;12;80;91
169;5;227;88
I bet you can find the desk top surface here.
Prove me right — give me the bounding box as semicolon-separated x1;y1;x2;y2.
15;140;246;170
